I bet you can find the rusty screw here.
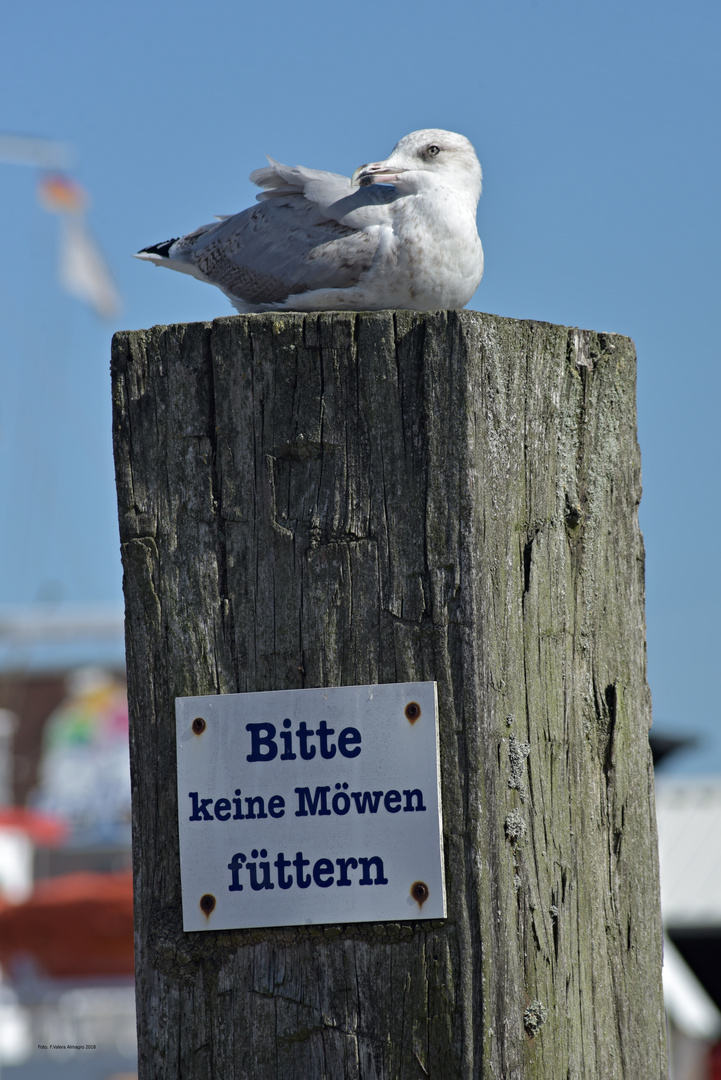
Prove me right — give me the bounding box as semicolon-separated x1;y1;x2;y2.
405;701;421;723
192;717;206;735
199;893;216;916
410;881;429;907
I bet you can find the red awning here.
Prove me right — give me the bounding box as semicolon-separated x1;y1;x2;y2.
0;808;68;846
0;870;134;977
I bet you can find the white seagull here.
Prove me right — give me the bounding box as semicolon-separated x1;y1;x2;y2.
135;129;484;313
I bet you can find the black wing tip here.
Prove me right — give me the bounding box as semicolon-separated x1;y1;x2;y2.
137;238;179;259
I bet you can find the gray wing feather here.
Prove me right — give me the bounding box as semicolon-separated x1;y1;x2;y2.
250;158;353;208
169;195;379;304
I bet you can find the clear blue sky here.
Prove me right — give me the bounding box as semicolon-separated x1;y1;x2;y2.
0;0;718;774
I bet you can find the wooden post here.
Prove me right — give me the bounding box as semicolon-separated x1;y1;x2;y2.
112;310;668;1079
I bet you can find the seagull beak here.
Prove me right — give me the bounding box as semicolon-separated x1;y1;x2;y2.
351;161;406;187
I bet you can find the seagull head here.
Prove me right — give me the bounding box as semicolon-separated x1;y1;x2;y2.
351;129;482;204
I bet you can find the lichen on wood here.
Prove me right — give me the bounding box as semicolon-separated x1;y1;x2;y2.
112;309;667;1079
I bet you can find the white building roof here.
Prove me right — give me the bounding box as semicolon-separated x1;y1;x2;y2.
0;604;125;672
656;778;721;927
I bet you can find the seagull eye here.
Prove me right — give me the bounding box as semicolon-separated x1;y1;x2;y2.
426;145;441;157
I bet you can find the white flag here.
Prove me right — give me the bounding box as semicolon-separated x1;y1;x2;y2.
59;216;121;320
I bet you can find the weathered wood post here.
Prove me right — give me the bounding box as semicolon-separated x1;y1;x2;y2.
112;310;668;1079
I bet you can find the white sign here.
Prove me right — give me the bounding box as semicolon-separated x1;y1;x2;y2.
175;681;445;931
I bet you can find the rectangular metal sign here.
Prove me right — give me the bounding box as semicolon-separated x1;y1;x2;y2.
175;681;445;931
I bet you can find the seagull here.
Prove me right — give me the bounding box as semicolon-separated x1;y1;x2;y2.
135;129;484;313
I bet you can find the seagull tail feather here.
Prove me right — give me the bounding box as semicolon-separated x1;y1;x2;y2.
135;238;179;262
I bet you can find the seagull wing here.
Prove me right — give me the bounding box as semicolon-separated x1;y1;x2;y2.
141;160;401;308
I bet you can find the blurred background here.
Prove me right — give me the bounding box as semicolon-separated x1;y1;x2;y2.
0;0;719;1077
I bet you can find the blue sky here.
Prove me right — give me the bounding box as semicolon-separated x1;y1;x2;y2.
0;0;718;773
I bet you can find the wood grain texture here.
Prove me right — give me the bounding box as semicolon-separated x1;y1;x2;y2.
112;310;667;1079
